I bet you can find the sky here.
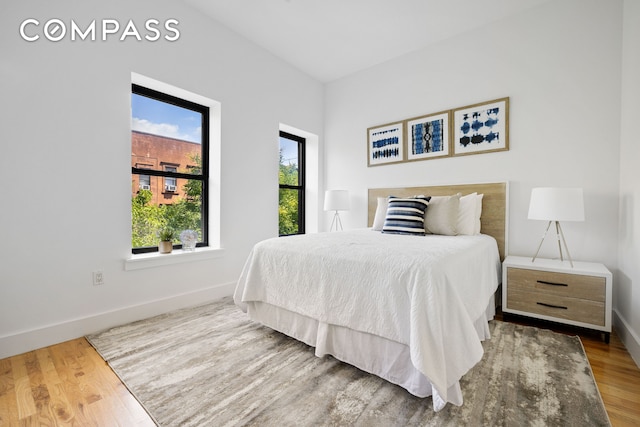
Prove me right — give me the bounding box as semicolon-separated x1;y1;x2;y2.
279;136;298;166
131;93;202;143
132;92;299;164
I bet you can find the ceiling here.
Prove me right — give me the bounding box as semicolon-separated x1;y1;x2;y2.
183;0;551;83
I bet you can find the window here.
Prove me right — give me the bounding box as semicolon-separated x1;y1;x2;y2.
139;175;151;190
279;131;305;236
163;165;178;191
131;84;209;253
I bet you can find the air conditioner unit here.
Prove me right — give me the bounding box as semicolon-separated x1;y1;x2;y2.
140;184;151;190
165;185;177;192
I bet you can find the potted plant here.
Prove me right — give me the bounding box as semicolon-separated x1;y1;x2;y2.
158;228;176;254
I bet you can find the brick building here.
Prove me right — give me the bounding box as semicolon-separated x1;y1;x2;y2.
131;130;200;206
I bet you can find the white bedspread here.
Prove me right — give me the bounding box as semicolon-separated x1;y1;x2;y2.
234;229;501;409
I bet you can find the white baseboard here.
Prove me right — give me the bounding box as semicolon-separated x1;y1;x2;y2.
613;309;640;368
0;282;236;359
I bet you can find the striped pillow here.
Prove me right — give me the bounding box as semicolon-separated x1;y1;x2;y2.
382;197;431;235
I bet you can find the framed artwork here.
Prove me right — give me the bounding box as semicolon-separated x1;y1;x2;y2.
406;111;451;161
367;121;404;166
452;97;509;156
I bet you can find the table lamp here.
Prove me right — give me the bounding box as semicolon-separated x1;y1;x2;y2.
528;187;584;267
324;190;349;231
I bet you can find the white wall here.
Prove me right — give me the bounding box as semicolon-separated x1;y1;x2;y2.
617;0;640;365
325;0;635;351
0;0;323;358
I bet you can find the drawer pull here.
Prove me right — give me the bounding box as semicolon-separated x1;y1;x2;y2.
537;280;568;287
537;302;568;310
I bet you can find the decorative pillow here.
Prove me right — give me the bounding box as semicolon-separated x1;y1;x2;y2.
457;193;484;235
372;197;389;231
424;193;460;236
382;197;431;235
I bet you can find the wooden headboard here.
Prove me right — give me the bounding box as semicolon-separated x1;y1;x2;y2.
368;182;508;260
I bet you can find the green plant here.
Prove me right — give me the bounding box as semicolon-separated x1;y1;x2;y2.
132;190;166;247
158;228;177;242
279;149;301;235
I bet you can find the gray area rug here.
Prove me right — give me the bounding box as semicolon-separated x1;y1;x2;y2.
86;297;610;426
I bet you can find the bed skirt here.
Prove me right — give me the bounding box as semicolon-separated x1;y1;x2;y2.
244;295;495;411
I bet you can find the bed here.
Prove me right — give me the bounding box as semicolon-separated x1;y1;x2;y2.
234;182;507;411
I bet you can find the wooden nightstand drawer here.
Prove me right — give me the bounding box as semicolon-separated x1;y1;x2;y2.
506;287;605;326
502;256;612;342
507;267;605;302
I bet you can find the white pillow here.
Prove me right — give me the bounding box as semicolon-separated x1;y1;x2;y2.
457;193;483;235
372;196;389;231
425;193;460;235
474;194;483;234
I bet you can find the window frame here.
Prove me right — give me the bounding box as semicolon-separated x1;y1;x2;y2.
278;130;306;236
131;83;210;254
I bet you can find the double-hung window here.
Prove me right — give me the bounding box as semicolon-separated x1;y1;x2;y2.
131;84;209;253
278;131;305;236
163;165;178;192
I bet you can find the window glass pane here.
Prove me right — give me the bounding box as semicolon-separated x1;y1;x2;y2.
279;136;299;186
279;188;301;235
131;93;203;175
132;180;204;248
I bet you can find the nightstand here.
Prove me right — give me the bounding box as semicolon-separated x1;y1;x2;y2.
502;255;612;343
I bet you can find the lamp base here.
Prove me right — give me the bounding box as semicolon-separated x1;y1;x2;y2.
329;211;343;232
531;220;575;267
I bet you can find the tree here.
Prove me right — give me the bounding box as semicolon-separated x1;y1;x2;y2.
131;189;166;247
182;153;202;201
279;150;300;235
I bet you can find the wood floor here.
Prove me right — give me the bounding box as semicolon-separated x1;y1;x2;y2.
1;316;639;426
0;338;155;426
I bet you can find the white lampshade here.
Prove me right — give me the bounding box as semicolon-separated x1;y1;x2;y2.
324;190;350;211
528;188;585;222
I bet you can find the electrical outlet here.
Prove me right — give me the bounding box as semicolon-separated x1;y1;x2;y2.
93;270;105;286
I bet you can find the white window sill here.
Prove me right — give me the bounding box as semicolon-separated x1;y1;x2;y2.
124;247;225;271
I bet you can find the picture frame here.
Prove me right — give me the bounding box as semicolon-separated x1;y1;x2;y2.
452;97;509;156
367;121;404;166
406;111;451;161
